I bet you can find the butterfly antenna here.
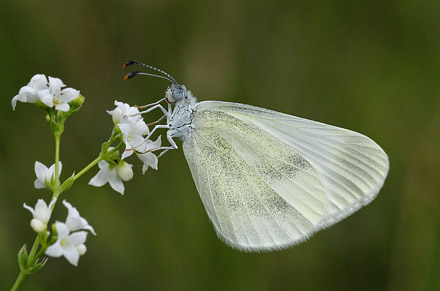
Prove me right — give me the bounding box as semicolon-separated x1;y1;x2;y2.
124;71;174;83
123;61;178;85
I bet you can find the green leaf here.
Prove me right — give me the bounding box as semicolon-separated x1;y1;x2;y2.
28;258;48;274
17;245;29;271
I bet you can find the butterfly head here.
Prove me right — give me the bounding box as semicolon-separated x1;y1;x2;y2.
165;83;187;104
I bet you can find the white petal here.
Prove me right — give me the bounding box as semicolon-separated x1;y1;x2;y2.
148;136;162;150
37;90;54;108
81;223;97;235
16;86;39;103
48;197;57;209
138;152;158;172
67;231;88;245
34;180;46;189
132;120;149;136
47;162;62;180
34;199;51;222
23;203;36;216
89;169;110;187
63;200;76;213
121;148;133;159
30;74;48;91
48;76;65;94
117;102;142;125
19;85;36;95
59;88;79;103
11;95;20;110
108;175;125;195
54;222;70;238
97;160;108;170
62;244;80;266
118;123;131;140
45;242;63;257
35;161;48;180
108;107;123;124
55;103;70;112
67;216;83;231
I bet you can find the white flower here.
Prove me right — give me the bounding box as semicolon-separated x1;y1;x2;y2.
107;101;142;125
12;74;48;110
37;77;79;112
89;160;133;195
45;222;88;266
119;119;150;159
136;136;162;173
23;198;56;233
34;161;62;189
63;200;96;235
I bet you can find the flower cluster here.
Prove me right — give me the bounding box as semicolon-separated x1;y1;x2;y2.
11;73;165;280
12;74;79;112
24;199;95;266
89;101;162;194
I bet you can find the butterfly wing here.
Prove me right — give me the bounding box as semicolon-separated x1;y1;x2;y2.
182;101;389;251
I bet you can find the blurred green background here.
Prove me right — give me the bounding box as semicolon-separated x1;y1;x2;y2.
1;0;439;290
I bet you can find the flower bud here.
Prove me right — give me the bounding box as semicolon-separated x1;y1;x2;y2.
117;162;133;181
76;244;87;256
30;218;46;233
70;94;85;107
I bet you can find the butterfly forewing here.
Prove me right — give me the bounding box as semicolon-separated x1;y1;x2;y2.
194;101;389;230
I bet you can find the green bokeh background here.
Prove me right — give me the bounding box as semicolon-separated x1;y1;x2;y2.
1;0;439;290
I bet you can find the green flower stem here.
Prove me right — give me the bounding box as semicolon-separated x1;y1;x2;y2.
67;142;124;184
11;235;40;290
54;132;61;184
11;270;26;291
27;235;41;263
71;155;104;183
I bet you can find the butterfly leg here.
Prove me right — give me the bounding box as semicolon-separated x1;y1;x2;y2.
147;115;166;127
156;131;179;158
138;103;169;116
140;130;178;158
145;124;169;141
136;97;166;109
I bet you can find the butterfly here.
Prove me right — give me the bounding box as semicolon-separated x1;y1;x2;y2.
124;61;389;251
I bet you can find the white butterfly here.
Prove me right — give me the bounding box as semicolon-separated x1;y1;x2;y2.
124;61;389;251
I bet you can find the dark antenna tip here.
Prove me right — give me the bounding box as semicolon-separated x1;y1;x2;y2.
123;71;139;80
122;60;178;85
123;61;136;69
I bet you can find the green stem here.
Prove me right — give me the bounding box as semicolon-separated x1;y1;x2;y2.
71;155;104;182
11;270;27;291
27;235;41;263
65;140;124;185
11;235;40;290
54;133;61;187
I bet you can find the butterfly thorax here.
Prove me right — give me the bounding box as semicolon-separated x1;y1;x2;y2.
167;86;197;140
